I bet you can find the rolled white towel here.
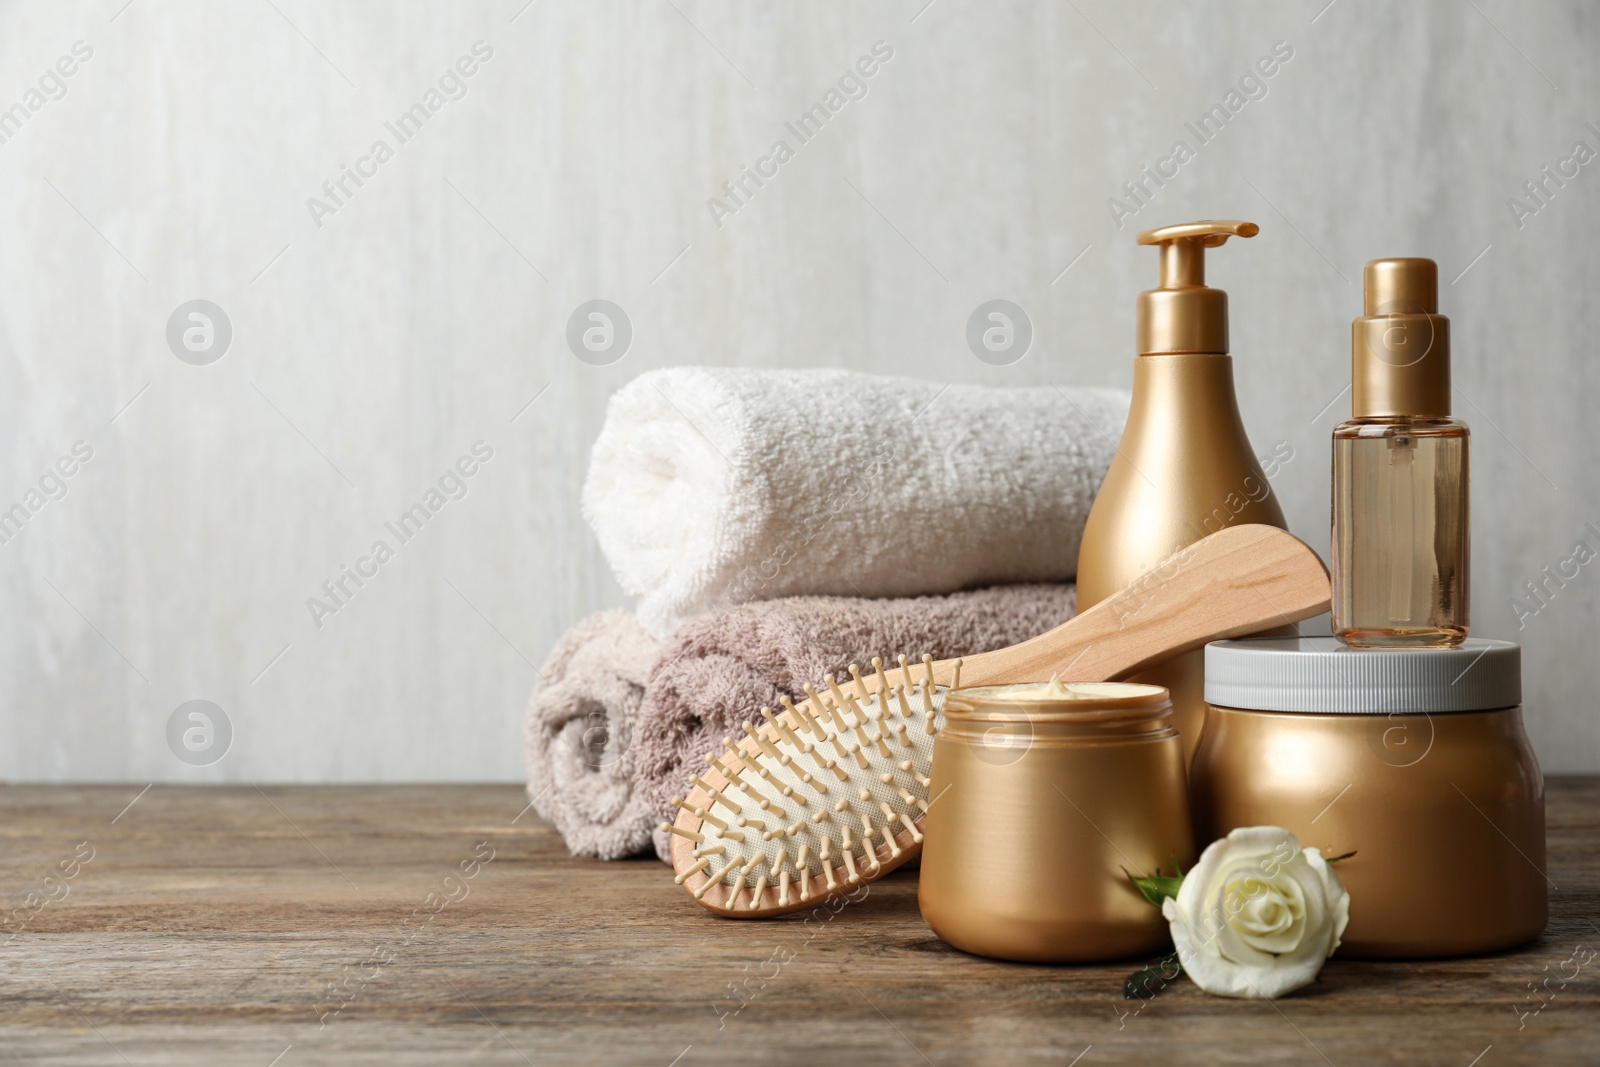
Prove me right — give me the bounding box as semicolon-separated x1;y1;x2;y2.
583;367;1129;637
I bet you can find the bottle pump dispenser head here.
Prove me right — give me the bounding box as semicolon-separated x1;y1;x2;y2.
1135;220;1259;356
1351;257;1451;418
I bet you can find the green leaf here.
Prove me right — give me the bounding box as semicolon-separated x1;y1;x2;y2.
1123;864;1184;907
1123;953;1184;1000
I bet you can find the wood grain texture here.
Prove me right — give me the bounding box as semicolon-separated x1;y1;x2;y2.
3;782;1597;1065
951;524;1331;687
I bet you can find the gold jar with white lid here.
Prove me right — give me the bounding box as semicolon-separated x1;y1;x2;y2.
1192;636;1545;958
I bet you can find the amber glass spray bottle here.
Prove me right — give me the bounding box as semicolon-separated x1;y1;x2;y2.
1332;258;1469;646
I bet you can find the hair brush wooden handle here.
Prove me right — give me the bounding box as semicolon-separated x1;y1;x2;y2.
669;524;1329;918
924;523;1330;689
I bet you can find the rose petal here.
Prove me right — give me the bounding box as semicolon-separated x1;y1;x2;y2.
1302;847;1351;956
1229;875;1306;954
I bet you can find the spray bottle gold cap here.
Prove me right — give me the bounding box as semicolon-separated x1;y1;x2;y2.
1351;257;1451;418
1135;220;1258;356
1350;260;1452;419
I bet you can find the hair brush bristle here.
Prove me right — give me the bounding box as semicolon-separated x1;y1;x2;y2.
665;654;957;916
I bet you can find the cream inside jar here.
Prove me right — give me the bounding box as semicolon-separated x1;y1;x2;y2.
953;676;1161;703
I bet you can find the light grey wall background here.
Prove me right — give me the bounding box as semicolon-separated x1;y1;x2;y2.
1;0;1595;781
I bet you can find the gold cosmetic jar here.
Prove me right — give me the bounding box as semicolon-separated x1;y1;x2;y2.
1193;637;1545;958
919;681;1194;962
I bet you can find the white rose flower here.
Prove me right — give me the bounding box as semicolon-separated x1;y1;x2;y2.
1161;826;1349;1000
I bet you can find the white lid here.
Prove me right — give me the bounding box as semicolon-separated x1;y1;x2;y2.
1204;637;1520;713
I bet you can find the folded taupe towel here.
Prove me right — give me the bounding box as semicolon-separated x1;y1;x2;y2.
635;583;1078;858
524;610;662;860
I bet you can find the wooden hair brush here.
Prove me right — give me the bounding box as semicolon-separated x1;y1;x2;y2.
664;524;1330;919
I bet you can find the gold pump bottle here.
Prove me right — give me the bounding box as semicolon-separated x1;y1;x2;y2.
1076;221;1288;764
1331;258;1469;646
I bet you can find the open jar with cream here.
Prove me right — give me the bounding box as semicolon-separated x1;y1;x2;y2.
1192;637;1545;958
918;679;1194;962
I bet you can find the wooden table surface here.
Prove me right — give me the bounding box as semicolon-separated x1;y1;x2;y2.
2;780;1596;1066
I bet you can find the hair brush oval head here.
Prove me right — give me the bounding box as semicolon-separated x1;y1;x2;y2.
667;660;949;917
